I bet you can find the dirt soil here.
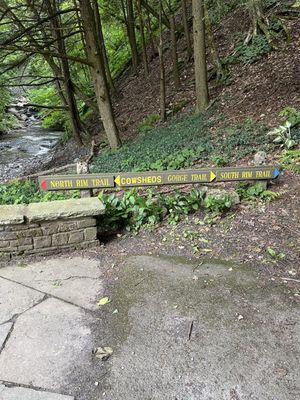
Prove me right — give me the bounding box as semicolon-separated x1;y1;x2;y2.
111;12;300;142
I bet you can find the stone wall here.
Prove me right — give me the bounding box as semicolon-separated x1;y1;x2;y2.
0;198;105;261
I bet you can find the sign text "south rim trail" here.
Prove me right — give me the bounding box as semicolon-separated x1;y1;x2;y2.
38;166;280;191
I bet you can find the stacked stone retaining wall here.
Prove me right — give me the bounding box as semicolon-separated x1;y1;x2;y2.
0;198;105;261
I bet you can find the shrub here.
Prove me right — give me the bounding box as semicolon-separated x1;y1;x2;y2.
98;188;233;232
138;113;160;134
279;150;300;174
0;180;80;205
236;182;281;202
224;35;271;65
268;108;300;149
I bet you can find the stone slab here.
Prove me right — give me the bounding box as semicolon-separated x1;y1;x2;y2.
0;384;74;399
0;205;26;225
0;257;103;310
0;322;12;348
26;198;105;222
0;298;93;392
0;277;44;324
97;255;300;400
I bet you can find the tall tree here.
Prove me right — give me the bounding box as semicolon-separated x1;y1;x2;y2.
137;0;149;76
181;0;192;59
168;0;180;89
158;0;166;121
0;0;85;144
204;4;227;84
93;0;117;94
44;0;85;145
78;0;121;148
192;0;209;112
121;0;139;73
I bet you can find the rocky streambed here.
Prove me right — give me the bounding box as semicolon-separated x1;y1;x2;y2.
0;99;63;183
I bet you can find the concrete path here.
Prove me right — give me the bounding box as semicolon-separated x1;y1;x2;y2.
0;256;105;400
0;255;299;399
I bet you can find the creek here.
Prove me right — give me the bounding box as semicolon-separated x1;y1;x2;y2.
0;101;62;183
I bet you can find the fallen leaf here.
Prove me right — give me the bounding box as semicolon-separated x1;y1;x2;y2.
93;346;113;361
275;367;287;377
98;297;111;306
112;309;119;314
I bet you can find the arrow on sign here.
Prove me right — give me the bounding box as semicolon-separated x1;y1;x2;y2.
114;176;121;186
40;180;47;190
210;171;216;182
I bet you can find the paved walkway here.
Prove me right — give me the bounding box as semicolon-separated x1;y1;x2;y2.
0;257;104;400
0;255;299;399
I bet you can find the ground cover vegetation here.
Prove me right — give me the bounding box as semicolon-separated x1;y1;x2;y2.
0;0;299;234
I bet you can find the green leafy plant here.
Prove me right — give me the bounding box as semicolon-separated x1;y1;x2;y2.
204;195;233;214
98;189;164;232
211;154;230;167
267;247;286;261
224;35;271;65
93;114;267;174
279;150;300;174
0;180;79;205
138;113;160;134
268;121;296;149
0;85;20;133
236;182;281;202
268;108;300;149
98;188;233;233
163;189;206;225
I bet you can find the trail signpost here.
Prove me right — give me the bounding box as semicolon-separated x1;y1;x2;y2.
39;166;280;191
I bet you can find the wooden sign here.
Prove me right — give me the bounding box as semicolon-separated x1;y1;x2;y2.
39;166;280;191
39;174;115;191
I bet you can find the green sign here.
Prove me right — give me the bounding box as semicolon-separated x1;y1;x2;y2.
39;166;280;191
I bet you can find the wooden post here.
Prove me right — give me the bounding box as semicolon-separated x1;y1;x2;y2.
76;162;93;197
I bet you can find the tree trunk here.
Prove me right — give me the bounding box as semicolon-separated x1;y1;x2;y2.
79;0;121;149
158;0;166;122
45;0;84;145
145;7;157;59
245;0;271;44
4;0;83;143
137;0;149;76
192;0;209;112
92;0;117;94
170;14;180;89
181;0;192;59
126;0;139;73
140;0;170;29
204;4;226;84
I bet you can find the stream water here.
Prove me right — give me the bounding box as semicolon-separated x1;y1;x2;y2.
0;119;62;183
